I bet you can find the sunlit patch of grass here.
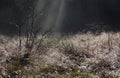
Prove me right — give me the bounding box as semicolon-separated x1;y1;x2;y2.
90;59;112;74
99;71;119;78
0;32;120;77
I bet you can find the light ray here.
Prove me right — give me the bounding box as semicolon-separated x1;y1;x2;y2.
35;0;66;32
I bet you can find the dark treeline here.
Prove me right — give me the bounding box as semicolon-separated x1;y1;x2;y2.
0;0;120;35
0;0;37;35
61;0;120;33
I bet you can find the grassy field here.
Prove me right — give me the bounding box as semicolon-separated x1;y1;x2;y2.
0;32;120;78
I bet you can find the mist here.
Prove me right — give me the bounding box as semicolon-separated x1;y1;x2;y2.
34;0;120;33
0;0;120;35
34;0;66;32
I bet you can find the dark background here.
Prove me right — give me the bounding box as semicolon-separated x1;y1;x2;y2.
0;0;120;35
61;0;120;33
0;0;36;35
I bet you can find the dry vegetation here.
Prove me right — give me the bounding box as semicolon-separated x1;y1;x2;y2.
0;32;120;78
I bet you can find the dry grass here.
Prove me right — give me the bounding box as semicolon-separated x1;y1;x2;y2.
0;32;120;78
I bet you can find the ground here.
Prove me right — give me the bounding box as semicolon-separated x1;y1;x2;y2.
0;32;120;78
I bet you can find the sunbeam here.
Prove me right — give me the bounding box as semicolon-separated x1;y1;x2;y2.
35;0;66;32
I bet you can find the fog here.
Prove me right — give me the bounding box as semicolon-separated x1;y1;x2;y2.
35;0;66;32
34;0;120;33
0;0;120;35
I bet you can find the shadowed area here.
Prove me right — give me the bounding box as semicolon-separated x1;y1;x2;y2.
0;0;120;35
60;0;120;33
